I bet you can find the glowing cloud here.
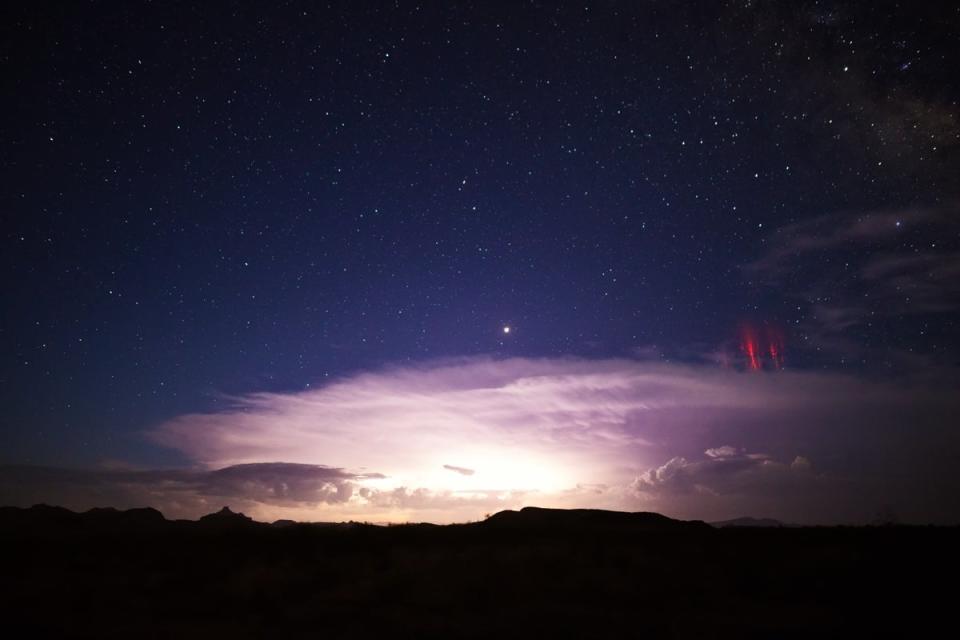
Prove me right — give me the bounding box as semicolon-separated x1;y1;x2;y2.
136;356;960;523
3;357;956;524
148;357;798;496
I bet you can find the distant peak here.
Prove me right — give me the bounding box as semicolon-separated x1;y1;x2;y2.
199;506;256;526
206;506;245;517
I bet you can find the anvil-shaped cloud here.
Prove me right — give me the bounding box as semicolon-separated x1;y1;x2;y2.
126;356;960;524
2;357;957;523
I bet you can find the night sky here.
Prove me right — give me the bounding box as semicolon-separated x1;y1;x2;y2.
2;1;959;524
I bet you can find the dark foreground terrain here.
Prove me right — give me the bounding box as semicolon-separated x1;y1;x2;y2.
1;505;956;638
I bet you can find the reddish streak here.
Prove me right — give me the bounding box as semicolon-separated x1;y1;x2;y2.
741;329;761;371
768;342;781;369
739;324;784;371
766;327;785;370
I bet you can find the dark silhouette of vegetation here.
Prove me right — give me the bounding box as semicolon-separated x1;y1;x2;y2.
1;504;956;638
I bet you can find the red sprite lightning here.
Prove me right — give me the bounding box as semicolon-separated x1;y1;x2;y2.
741;326;761;371
739;323;785;371
767;327;785;370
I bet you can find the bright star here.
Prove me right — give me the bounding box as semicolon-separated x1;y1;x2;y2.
503;326;511;334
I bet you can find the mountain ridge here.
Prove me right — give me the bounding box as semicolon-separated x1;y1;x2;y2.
0;503;713;534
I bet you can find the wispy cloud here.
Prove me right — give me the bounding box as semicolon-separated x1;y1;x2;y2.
743;206;944;279
743;204;960;364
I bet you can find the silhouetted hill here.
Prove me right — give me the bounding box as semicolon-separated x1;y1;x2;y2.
270;518;298;528
197;506;260;530
0;503;76;528
84;506;167;529
0;503;168;535
482;506;712;533
0;504;714;535
0;504;263;536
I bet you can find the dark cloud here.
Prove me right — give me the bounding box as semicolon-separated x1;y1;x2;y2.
199;463;383;505
443;464;475;476
0;462;381;519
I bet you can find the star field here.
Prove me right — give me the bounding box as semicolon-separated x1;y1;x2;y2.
1;0;959;517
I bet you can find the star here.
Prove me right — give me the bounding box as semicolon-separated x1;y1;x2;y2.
502;326;511;334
